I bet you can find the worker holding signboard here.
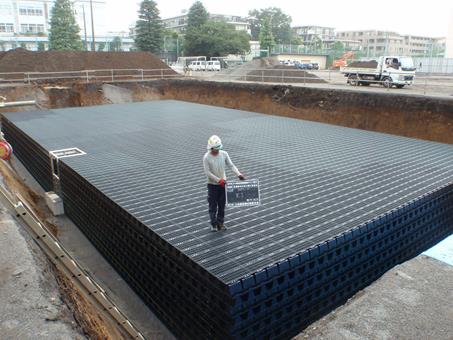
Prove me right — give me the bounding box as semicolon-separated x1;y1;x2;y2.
203;135;245;232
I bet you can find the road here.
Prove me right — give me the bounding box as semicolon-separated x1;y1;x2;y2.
192;69;453;98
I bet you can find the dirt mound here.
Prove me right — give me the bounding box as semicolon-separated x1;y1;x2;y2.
0;48;174;73
221;57;280;77
246;65;326;84
347;60;378;68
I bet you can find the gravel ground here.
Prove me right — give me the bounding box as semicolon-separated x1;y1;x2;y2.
0;205;85;339
295;256;453;340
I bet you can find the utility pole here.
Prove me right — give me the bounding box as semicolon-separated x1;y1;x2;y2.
90;0;95;51
82;4;88;50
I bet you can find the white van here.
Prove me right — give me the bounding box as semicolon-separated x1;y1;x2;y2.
188;61;206;71
206;60;221;71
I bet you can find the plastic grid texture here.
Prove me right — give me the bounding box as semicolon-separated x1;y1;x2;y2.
3;100;453;339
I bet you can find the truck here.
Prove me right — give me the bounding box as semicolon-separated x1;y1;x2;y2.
340;56;416;88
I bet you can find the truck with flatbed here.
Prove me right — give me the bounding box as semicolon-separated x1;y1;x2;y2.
340;56;416;88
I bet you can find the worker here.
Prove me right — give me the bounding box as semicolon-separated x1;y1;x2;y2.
203;135;245;232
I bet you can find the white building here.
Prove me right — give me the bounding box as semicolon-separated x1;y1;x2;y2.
163;12;251;35
0;0;132;51
293;26;335;44
336;30;445;57
447;9;453;58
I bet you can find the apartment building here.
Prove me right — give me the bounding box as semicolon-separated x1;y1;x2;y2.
336;30;444;56
293;25;335;44
162;12;251;35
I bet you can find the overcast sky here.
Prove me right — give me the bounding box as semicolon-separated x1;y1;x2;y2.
106;0;453;38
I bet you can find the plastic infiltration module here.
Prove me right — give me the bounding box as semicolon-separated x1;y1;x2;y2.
3;100;453;339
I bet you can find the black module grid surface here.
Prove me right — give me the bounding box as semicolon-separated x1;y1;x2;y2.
4;100;453;285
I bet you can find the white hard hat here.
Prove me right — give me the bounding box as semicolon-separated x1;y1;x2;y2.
207;135;223;150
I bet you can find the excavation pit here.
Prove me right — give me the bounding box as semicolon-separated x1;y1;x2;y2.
3;100;453;339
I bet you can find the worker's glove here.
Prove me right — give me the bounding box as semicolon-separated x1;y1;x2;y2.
238;174;246;181
218;179;226;187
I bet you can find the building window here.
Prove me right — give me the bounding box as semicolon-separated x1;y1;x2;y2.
19;7;43;16
0;23;14;33
20;24;44;34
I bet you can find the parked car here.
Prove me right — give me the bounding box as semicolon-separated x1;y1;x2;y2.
312;63;320;70
206;60;221;71
295;63;313;70
188;61;206;71
280;59;295;66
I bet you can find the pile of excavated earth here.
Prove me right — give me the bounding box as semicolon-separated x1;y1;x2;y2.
347;60;379;68
0;48;175;74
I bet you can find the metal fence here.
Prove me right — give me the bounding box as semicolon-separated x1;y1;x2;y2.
0;68;181;84
412;57;453;74
0;67;451;98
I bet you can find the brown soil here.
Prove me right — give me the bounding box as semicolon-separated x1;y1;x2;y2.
0;160;58;235
55;270;126;340
246;65;326;83
347;60;378;68
0;48;175;74
1;79;453;145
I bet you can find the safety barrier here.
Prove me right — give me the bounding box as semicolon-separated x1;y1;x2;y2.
0;68;181;84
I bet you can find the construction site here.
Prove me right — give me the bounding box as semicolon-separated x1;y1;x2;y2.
1;50;453;340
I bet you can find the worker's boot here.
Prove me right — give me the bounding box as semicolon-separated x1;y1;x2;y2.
217;223;227;231
210;223;218;232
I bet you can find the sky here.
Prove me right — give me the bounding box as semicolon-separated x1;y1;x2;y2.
105;0;453;38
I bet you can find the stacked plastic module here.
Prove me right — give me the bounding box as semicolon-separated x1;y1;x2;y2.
2;117;53;191
2;100;453;339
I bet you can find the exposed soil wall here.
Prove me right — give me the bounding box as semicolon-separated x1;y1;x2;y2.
1;79;453;144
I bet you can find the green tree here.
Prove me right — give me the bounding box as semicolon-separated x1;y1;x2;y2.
184;21;250;58
187;1;209;30
134;0;163;53
184;1;209;55
332;41;345;57
311;35;323;53
249;7;293;44
291;36;303;45
109;37;123;51
97;41;106;51
37;42;46;51
48;0;83;50
259;18;275;52
332;41;345;53
162;30;180;54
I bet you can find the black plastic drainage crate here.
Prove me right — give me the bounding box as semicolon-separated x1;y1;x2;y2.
2;100;453;339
